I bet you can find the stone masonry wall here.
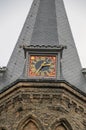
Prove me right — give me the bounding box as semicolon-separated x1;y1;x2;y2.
0;83;86;130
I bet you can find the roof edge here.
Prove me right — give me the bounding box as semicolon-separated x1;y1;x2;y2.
0;78;86;98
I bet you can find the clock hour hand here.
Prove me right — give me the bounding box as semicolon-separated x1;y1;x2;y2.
42;63;51;66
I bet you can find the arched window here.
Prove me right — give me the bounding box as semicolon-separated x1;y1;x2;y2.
51;118;73;130
56;125;67;130
23;120;39;130
17;115;44;130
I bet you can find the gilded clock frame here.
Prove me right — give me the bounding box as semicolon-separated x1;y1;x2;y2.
29;55;57;78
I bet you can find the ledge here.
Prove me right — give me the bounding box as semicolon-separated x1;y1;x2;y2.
0;67;7;73
82;68;86;75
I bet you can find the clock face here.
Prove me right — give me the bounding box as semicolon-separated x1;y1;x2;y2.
29;55;56;77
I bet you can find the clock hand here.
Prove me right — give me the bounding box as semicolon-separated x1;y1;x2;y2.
35;61;46;74
42;63;51;66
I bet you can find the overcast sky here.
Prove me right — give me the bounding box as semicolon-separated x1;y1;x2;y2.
0;0;86;68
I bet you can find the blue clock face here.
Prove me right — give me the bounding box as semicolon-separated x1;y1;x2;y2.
35;59;50;72
29;55;56;77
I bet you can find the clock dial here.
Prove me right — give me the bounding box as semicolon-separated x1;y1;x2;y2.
29;55;56;77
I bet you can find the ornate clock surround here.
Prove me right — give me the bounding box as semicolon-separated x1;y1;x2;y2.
23;45;66;79
29;55;57;77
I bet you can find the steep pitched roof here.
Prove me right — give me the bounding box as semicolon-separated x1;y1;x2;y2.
0;0;86;93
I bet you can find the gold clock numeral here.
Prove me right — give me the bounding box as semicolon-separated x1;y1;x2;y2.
32;68;36;72
30;56;35;60
30;64;35;68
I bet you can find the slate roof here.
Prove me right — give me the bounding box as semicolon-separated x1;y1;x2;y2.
0;0;86;94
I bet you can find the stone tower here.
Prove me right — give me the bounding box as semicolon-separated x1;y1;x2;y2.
0;0;86;130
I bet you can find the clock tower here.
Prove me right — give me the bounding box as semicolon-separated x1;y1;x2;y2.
0;0;86;130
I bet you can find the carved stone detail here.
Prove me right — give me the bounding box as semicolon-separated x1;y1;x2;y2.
0;92;85;115
0;82;86;130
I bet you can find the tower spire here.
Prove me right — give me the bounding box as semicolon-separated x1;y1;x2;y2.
0;0;86;93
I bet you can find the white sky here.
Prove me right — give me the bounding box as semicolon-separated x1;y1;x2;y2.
0;0;86;68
